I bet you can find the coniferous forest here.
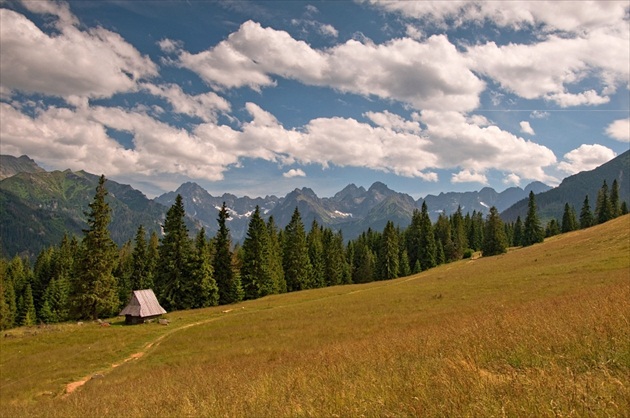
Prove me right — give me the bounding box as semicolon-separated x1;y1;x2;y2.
0;176;626;330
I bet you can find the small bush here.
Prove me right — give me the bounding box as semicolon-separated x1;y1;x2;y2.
463;248;474;259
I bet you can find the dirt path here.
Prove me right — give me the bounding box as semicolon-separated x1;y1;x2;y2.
63;314;234;396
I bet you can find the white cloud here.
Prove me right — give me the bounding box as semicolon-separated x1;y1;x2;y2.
557;144;617;174
605;118;630;142
141;83;231;123
362;1;629;33
520;121;535;135
283;169;306;178
530;111;550;119
451;169;488;185
364;110;421;133
420;110;558;184
503;173;521;186
0;7;157;100
174;21;484;112
467;30;628;107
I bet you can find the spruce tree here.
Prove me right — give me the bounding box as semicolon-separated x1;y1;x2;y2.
418;202;437;271
19;284;37;326
131;225;153;291
610;179;621;218
522;191;544;246
307;220;325;288
156;195;192;310
561;203;578;233
0;260;17;330
405;209;422;272
241;206;272;300
352;240;376;283
283;207;312;291
213;203;243;304
266;217;286;293
72;175;119;319
322;229;345;287
595;180;613;224
450;207;467;260
190;229;219;307
378;221;399;280
579;195;594;228
482;206;508;256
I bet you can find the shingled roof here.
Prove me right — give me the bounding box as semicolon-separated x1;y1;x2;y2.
119;289;166;318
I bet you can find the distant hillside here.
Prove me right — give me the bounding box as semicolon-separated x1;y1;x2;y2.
419;181;551;220
0;155;45;180
502;150;630;222
0;170;171;258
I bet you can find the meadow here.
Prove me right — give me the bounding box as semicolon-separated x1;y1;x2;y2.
1;215;629;417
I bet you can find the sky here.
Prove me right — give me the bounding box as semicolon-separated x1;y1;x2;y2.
1;0;629;199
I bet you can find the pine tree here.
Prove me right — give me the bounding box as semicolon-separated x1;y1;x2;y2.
266;217;286;293
398;248;411;277
72;175;119;319
378;221;399;280
19;284;37;326
322;229;345;287
131;225;153;291
434;213;454;262
545;219;560;237
352;240;376;283
0;260;16;330
561;203;578;233
214;203;243;304
283;208;312;291
610;179;621;218
418;202;437;271
405;209;422;272
190;229;219;307
595;180;613;224
156;195;192;310
307;220;325;288
241;206;272;300
579;195;594;228
522;191;544;246
450;207;467;260
482;206;508;256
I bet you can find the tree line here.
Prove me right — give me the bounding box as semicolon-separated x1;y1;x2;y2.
0;177;626;330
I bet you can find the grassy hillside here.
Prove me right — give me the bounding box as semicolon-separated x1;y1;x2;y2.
1;216;629;417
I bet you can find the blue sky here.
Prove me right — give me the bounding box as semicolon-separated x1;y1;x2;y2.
1;0;628;199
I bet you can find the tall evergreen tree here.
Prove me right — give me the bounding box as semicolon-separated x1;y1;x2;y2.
214;203;243;304
610;179;621;218
352;240;376;283
283;208;312;292
522;191;544;246
241;206;272;300
266;217;286;293
0;260;16;330
545;219;561;237
378;221;399;280
405;209;422;272
130;225;153;291
190;229;219;307
418;202;437;271
19;283;37;326
72;175;119;319
434;213;454;262
322;229;345;287
579;195;594;229
307;220;325;288
482;206;508;256
450;207;467;260
595;180;613;224
561;203;578;233
156;195;192;310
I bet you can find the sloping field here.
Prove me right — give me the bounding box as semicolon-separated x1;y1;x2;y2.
1;216;629;417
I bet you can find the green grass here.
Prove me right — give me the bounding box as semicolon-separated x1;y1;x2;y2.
1;216;629;417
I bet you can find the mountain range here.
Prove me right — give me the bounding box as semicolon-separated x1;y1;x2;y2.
1;150;628;258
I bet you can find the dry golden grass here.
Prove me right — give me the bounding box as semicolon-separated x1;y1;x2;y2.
1;215;629;417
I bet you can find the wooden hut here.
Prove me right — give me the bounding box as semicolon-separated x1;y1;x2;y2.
119;289;166;325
